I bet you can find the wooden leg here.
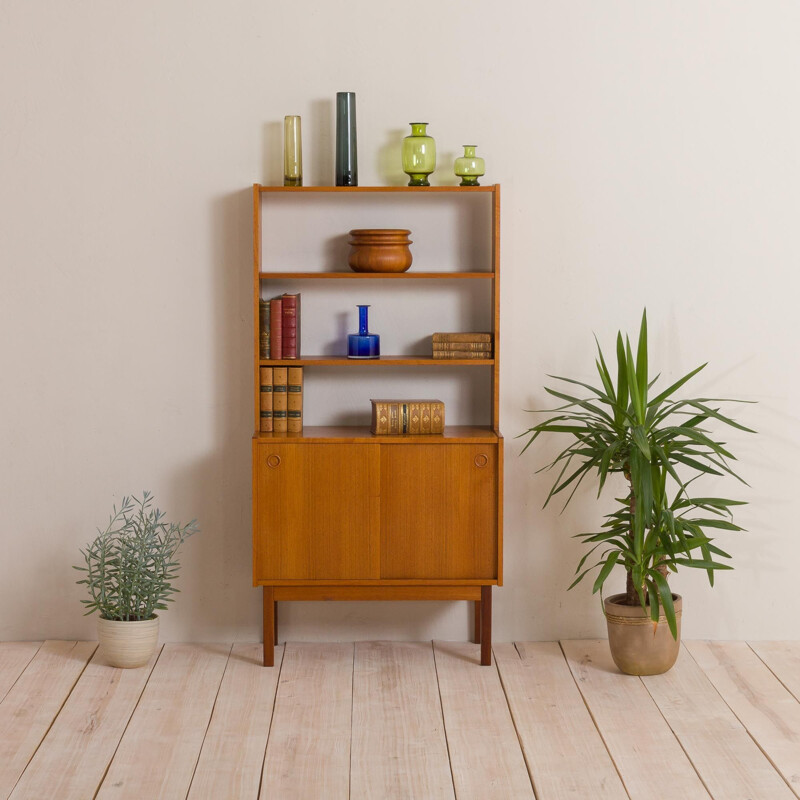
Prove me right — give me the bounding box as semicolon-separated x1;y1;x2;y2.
473;600;481;644
480;586;492;666
274;601;279;645
263;586;275;667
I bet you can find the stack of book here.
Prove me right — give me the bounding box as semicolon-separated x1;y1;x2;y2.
431;332;493;359
370;399;445;435
259;293;301;359
259;366;303;433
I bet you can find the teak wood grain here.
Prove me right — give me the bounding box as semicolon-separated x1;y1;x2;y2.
9;647;158;800
494;642;628;799
0;640;96;798
260;271;494;279
257;184;497;193
252;184;501;665
380;444;497;580
253;442;380;581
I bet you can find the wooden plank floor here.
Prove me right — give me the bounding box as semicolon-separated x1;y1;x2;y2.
2;640;799;799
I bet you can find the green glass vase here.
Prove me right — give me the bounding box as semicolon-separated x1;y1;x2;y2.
454;145;485;187
283;115;302;187
402;123;436;187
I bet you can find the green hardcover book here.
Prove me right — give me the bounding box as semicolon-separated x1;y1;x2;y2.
259;300;271;359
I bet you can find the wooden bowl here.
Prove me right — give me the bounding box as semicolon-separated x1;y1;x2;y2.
348;229;413;273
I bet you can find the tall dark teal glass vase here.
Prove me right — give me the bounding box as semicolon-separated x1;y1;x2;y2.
347;305;379;359
336;92;358;186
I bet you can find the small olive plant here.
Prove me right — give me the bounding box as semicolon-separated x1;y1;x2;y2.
520;310;753;637
75;491;199;621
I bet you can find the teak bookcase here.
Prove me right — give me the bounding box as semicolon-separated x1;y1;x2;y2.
252;184;502;666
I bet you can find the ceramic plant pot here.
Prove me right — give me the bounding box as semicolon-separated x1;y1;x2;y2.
97;615;159;668
604;593;682;676
348;229;413;273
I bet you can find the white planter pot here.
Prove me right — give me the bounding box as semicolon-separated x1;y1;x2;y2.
97;615;159;668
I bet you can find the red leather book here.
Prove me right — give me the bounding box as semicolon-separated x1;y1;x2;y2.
269;297;282;360
281;293;300;359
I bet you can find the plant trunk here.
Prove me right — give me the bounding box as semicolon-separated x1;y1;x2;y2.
624;476;669;605
625;480;638;605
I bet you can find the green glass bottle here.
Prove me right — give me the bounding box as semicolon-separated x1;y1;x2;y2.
401;123;436;187
454;145;485;187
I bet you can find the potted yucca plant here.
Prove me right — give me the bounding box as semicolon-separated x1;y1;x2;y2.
520;310;753;674
75;492;198;668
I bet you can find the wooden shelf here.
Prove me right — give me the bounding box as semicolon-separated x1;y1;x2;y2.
253;425;502;443
259;271;493;280
257;185;496;194
259;355;494;366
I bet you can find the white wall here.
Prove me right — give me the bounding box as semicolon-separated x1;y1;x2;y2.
2;0;799;643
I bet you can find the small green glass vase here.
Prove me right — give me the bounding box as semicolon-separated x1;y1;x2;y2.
454;145;485;187
402;123;436;187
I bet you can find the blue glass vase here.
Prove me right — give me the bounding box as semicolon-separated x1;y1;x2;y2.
348;305;380;359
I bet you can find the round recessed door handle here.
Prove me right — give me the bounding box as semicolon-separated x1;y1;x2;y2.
474;453;489;468
266;454;281;468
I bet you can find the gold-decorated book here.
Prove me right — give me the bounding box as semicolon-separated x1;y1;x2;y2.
431;332;492;343
432;341;492;351
370;399;445;435
287;366;303;433
272;367;288;433
432;350;492;359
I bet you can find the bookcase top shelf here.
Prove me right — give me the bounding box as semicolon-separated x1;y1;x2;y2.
256;184;497;194
259;271;493;280
259;356;494;366
253;425;502;443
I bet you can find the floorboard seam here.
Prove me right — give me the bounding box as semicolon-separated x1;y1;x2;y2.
0;642;43;706
183;642;235;800
431;641;460;800
685;642;800;799
348;642;355;800
494;643;541;800
9;641;98;800
256;643;286;800
557;640;634;800
637;646;714;798
746;642;800;703
91;643;164;800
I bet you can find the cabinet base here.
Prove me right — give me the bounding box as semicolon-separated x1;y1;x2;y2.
262;584;493;667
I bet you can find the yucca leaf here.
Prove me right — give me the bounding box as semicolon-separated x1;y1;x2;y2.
653;572;677;639
636;309;648;408
592;551;620;593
